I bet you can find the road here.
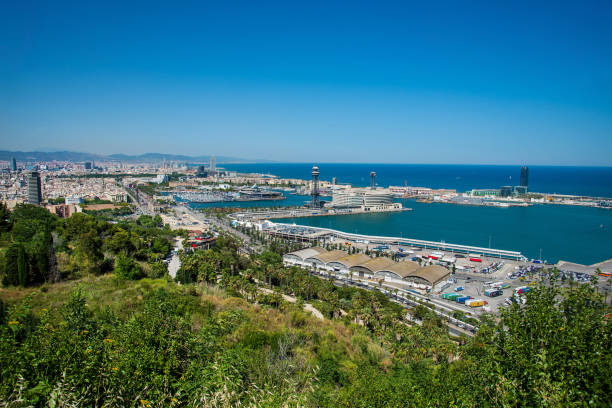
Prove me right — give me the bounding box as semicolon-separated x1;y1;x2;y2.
176;205;263;253
125;187;152;216
167;237;183;279
317;272;477;336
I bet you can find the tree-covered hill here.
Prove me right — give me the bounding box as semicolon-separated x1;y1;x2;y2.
0;203;610;407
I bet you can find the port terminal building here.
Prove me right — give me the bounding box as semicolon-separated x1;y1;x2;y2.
283;247;450;290
268;223;525;261
329;187;402;212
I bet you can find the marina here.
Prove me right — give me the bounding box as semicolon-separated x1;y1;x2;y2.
175;186;285;203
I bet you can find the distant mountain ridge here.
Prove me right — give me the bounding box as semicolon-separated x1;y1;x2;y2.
0;150;267;164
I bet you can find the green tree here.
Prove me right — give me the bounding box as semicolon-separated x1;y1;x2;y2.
114;252;142;280
107;228;134;254
137;215;155;228
17;243;27;287
2;243;21;286
62;213;99;240
465;278;612;406
75;231;103;274
9;204;57;241
0;201;11;232
3;242;31;287
149;260;168;278
25;231;52;283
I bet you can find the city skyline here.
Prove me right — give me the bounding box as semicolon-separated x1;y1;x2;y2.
2;1;611;165
3;149;612;167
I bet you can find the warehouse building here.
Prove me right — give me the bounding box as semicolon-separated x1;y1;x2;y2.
303;250;348;271
403;265;450;288
284;248;450;290
374;261;420;281
282;247;327;268
326;253;371;275
350;257;396;278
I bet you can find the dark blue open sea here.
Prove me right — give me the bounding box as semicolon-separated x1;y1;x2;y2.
221;163;612;197
194;163;612;264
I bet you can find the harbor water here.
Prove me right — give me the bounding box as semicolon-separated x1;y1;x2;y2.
276;199;612;265
187;164;612;265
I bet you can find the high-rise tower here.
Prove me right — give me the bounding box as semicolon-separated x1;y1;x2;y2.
209;156;216;173
10;157;16;171
520;166;529;189
370;171;376;189
27;171;43;205
311;165;320;208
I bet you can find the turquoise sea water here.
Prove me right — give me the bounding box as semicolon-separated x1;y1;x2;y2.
276;199;612;265
185;164;612;264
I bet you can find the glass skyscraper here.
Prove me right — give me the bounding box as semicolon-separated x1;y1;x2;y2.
520;166;529;189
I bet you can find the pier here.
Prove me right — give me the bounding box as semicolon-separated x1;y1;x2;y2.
246;221;526;261
228;204;409;222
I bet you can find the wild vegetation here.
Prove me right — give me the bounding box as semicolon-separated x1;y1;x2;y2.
1;203;610;407
0;203;179;287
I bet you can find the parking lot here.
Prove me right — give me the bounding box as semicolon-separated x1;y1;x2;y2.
438;276;520;313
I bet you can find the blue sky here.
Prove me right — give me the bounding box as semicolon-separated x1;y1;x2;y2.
1;0;611;165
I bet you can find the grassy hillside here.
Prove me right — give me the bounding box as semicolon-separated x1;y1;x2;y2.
1;204;610;407
0;276;394;407
2;271;611;407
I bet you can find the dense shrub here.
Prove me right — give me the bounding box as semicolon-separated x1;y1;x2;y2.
114;253;143;280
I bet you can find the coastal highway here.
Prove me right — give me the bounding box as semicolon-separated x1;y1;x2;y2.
312;271;477;337
174;204;263;254
124;186;153;216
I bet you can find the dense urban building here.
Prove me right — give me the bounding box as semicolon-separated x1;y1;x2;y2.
196;165;207;177
27;171;43;205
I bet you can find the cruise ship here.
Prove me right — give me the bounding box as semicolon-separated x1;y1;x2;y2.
236;186;285;201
